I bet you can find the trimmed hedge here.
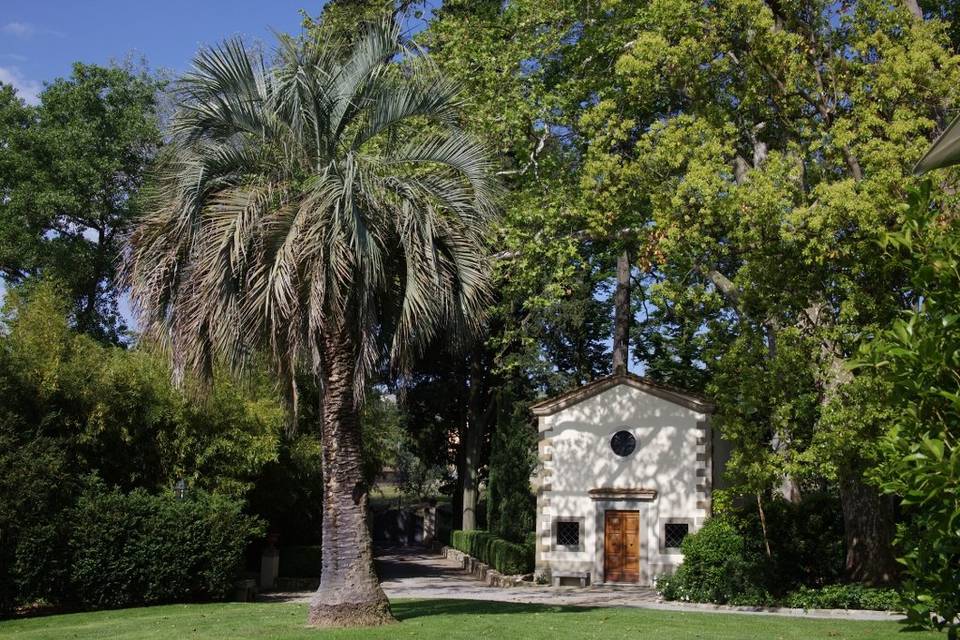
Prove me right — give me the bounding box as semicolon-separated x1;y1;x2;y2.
29;485;265;610
450;529;533;575
278;545;322;578
784;585;901;611
67;487;264;608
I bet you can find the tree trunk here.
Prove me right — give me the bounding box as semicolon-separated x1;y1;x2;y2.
461;414;482;530
756;494;772;558
453;363;468;531
80;224;106;335
453;439;465;531
461;358;487;530
839;464;898;585
902;0;923;19
818;343;898;585
612;251;630;375
308;332;393;628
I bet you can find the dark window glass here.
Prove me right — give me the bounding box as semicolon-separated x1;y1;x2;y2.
610;430;636;457
664;523;690;549
556;520;580;547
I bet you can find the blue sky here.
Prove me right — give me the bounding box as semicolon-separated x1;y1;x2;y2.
0;1;327;104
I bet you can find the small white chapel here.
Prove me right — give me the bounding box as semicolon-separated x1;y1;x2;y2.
529;372;728;586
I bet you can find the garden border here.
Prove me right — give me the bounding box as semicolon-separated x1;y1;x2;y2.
441;546;531;589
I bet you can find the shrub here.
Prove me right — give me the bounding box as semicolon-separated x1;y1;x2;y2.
278;546;322;578
450;529;533;575
784;585;901;611
656;518;770;605
0;420;80;613
862;188;960;636
748;493;845;590
67;485;264;608
657;516;904;612
10;520;72;608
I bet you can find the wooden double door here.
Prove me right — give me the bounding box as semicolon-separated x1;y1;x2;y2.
603;510;640;583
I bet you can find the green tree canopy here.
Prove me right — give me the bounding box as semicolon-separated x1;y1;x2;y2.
0;63;162;342
861;187;960;636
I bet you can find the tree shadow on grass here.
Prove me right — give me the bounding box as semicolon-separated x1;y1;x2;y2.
391;599;598;621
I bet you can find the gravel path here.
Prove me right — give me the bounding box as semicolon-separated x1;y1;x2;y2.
260;546;905;623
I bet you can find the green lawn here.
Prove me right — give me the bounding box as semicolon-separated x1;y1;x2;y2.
0;600;940;640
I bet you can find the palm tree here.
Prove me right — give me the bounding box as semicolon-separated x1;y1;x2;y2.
123;19;496;627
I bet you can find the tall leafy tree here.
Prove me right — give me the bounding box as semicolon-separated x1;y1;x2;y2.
574;0;960;583
123;19;496;627
424;1;617;389
0;64;161;342
421;1;617;532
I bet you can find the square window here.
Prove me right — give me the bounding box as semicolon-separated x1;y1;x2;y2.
556;520;580;547
664;523;689;549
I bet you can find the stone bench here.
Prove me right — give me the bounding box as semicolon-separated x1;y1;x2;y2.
552;571;589;587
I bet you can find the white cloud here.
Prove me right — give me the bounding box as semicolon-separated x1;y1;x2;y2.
0;66;41;105
2;22;34;38
1;22;63;39
0;53;27;62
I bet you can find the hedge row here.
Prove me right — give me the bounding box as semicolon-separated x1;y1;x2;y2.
5;483;263;612
450;529;533;575
783;585;901;611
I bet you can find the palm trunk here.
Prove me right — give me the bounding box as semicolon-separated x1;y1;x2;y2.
308;333;393;627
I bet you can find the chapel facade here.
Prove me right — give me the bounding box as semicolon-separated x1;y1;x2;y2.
530;372;725;586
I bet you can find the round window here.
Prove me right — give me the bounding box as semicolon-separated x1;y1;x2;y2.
610;430;636;457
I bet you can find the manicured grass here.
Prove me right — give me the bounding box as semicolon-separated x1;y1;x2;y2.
0;599;939;640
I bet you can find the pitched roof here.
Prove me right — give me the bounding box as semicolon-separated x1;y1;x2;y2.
529;372;715;416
